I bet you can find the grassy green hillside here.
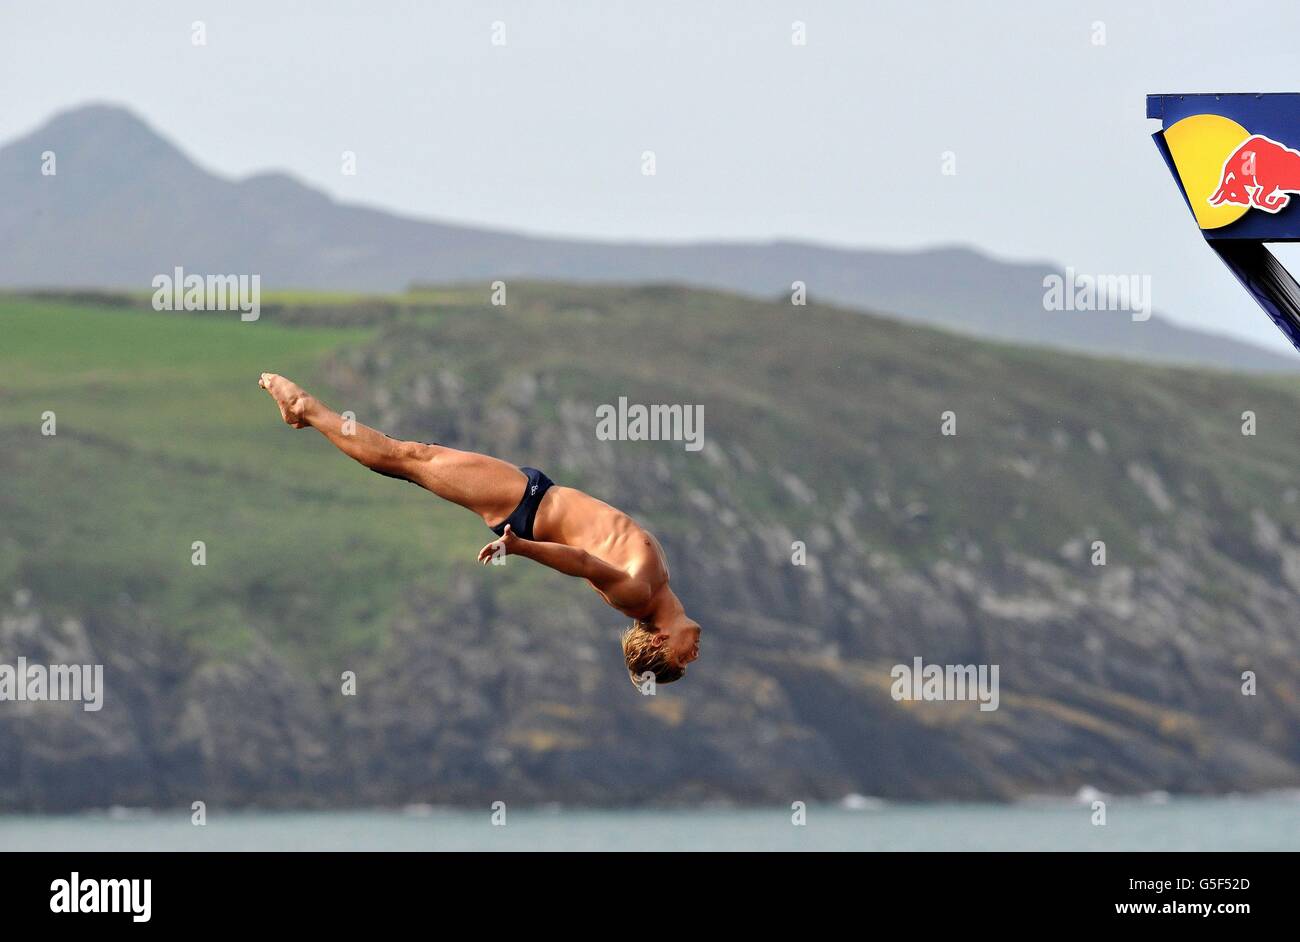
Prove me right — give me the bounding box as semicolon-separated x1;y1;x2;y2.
2;286;1298;809
0;299;485;664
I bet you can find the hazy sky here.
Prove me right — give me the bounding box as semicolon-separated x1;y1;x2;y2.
6;0;1300;352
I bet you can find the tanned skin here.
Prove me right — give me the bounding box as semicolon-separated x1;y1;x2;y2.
258;373;701;670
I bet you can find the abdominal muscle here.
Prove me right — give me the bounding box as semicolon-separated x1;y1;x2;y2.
533;486;667;597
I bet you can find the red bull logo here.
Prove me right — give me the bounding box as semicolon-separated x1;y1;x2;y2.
1149;92;1300;354
1209;134;1300;213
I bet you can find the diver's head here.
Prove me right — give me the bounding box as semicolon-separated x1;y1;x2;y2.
622;616;700;689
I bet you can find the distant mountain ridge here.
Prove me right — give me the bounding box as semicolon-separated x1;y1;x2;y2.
1;102;1295;372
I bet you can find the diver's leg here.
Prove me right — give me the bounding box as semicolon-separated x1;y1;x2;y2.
259;373;526;524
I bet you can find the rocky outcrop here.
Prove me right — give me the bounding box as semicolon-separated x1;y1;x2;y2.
2;285;1298;809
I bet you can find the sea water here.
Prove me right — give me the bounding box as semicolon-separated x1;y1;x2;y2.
1;794;1296;851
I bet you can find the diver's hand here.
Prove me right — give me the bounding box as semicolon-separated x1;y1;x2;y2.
477;524;518;565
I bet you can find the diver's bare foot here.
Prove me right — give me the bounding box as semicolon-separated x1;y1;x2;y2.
258;373;313;428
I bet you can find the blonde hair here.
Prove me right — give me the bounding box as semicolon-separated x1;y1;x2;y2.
621;620;685;689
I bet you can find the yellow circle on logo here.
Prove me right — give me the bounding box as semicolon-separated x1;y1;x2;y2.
1164;113;1252;230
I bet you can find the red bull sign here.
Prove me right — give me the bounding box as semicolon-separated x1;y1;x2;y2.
1150;93;1300;352
1209;135;1300;214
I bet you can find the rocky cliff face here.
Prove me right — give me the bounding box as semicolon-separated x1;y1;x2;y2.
2;286;1298;810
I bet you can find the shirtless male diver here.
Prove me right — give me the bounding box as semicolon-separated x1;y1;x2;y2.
258;373;700;686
